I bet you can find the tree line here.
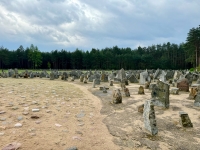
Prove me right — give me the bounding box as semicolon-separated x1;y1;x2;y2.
0;25;199;70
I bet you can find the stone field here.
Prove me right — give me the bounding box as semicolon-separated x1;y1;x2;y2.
1;69;200;150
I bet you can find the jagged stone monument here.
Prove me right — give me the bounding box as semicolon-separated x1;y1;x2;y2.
143;100;158;135
194;85;200;106
151;80;170;108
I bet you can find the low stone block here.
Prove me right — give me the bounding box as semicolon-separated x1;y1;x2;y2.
179;111;193;127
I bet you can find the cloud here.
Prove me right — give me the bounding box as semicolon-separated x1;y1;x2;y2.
0;0;200;51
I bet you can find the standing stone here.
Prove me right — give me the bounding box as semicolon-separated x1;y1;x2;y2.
128;74;139;83
179;111;193;127
151;80;170;108
92;79;96;88
115;68;126;82
110;80;113;86
194;85;200;106
159;71;167;82
153;69;161;80
101;71;108;82
112;89;122;104
61;74;67;80
71;76;75;81
80;75;84;82
177;78;189;92
188;87;198;99
143;100;158;135
138;86;145;94
170;88;179;95
103;87;107;93
125;80;129;85
50;72;54;80
138;104;144;113
124;87;130;97
83;77;87;83
140;71;148;85
94;79;100;85
120;82;126;90
144;82;150;89
30;73;34;78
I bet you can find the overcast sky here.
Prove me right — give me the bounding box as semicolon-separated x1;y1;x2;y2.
0;0;199;52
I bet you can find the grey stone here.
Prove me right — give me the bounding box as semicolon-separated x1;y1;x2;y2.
66;146;78;150
79;75;84;82
170;87;179;95
50;72;54;80
17;116;23;121
194;85;200;106
0;118;6;121
128;74;139;83
110;80;113;86
92;79;96;88
140;71;148;85
76;111;85;118
143;99;158;135
151;80;170;108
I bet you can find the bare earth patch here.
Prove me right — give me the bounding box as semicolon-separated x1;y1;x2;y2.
0;78;119;150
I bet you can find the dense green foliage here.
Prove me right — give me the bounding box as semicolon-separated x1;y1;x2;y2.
0;25;199;70
185;25;200;68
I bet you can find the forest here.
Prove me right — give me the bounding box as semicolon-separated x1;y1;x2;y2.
0;25;199;70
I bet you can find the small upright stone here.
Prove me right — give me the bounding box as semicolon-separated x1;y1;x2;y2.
80;75;84;82
110;80;113;86
71;76;75;81
179;111;193;127
138;86;145;94
103;87;107;93
112;89;122;104
124;87;130;97
144;82;150;89
138;104;144;113
83;77;87;84
188;87;197;99
50;72;54;80
143;100;158;135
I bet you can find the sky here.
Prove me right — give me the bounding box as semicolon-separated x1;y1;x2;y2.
0;0;199;52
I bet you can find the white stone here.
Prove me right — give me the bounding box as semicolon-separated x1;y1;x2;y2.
32;109;40;112
15;123;22;127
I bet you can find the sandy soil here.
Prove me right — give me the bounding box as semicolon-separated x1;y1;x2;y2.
1;78;200;150
0;78;119;150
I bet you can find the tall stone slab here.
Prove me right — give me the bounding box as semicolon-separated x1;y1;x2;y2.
115;68;126;82
139;71;148;85
143;100;158;135
194;85;200;107
151;80;170;108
